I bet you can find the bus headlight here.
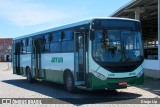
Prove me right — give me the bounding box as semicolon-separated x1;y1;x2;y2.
92;70;107;80
136;70;144;78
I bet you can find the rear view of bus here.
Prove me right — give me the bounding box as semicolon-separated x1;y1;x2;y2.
89;18;144;90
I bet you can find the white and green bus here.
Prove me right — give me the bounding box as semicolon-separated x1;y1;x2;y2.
13;17;144;92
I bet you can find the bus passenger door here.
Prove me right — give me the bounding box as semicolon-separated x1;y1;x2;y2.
31;40;36;78
32;38;44;79
15;43;21;75
74;32;86;85
36;37;44;79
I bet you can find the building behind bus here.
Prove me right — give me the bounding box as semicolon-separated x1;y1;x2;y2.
0;38;12;62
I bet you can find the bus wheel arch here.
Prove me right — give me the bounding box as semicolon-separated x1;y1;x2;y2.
63;69;75;93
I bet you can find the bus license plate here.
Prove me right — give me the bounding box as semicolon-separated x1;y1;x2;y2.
118;82;127;86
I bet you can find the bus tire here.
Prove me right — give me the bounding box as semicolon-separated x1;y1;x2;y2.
26;67;34;83
107;89;117;93
64;71;75;93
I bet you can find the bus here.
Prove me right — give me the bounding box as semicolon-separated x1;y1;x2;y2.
12;17;144;92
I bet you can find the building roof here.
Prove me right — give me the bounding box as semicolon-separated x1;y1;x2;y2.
111;0;158;42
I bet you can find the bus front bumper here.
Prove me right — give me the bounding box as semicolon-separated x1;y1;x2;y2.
89;73;144;90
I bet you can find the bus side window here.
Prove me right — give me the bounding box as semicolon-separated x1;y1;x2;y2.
67;31;74;52
21;39;26;54
61;30;74;53
26;38;32;54
44;34;50;53
50;32;61;53
61;31;67;52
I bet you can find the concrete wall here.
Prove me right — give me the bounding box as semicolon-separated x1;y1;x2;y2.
144;60;160;79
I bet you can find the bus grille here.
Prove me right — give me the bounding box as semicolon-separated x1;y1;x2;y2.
102;66;139;73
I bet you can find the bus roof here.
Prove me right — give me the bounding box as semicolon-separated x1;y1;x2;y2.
13;17;139;40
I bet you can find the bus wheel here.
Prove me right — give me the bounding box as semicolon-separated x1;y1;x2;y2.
65;72;75;93
26;68;34;83
107;89;117;93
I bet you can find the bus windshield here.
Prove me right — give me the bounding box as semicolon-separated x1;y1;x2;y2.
93;29;143;63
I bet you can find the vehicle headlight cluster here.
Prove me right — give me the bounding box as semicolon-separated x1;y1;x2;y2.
92;70;107;80
136;70;144;78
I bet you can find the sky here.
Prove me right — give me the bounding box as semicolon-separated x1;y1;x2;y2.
0;0;132;38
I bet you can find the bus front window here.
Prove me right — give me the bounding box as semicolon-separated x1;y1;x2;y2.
122;31;143;61
93;30;143;63
93;30;122;62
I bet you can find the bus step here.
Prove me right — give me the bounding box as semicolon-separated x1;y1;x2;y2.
76;86;92;91
36;78;43;81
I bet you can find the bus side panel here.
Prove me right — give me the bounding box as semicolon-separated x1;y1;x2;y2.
20;54;31;76
41;53;74;84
